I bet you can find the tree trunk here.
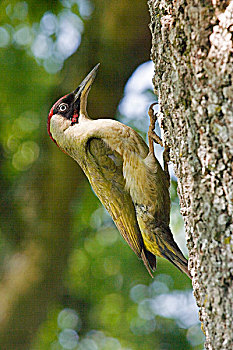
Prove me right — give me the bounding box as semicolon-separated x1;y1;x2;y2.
148;1;233;349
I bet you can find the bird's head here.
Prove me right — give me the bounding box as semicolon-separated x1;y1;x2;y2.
47;63;99;145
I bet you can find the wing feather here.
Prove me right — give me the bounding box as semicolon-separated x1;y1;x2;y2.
85;137;143;257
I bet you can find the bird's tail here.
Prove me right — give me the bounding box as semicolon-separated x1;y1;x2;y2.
156;228;192;279
142;225;192;279
162;250;191;279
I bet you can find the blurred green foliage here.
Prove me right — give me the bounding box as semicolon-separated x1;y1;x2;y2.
0;1;204;349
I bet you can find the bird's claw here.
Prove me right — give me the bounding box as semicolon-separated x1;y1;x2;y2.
147;103;170;180
148;103;163;154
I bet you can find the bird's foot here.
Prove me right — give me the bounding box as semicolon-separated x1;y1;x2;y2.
148;103;163;155
148;103;170;179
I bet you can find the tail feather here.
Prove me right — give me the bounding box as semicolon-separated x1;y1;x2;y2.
141;225;192;279
141;248;156;278
141;245;191;279
161;251;191;279
155;226;192;279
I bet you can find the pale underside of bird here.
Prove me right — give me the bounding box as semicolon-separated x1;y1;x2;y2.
48;64;191;279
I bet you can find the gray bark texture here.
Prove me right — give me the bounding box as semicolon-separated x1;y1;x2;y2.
148;1;233;349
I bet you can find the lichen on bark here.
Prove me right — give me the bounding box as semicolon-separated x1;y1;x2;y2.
148;1;233;349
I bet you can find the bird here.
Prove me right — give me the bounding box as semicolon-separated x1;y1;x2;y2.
47;64;191;279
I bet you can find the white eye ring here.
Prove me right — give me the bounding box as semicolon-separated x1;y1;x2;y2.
59;103;68;112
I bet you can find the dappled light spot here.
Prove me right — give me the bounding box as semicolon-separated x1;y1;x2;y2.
40;12;57;36
101;337;121;350
154;273;174;288
58;328;79;349
69;249;89;273
170;204;188;256
130;317;156;335
78;338;98;350
12;141;39;171
118;61;154;131
96;226;118;247
13;111;40;133
90;207;113;229
138;299;155;321
57;308;81;331
44;56;64;74
0;26;10;47
130;284;149;303
31;9;83;73
129;277;201;341
6;2;28;21
150;290;199;329
84;236;104;256
55;10;82;58
52;309;133;349
31;34;53;59
3;2;86;74
61;0;93;19
4;111;40;172
186;324;205;346
13;25;32;46
85;330;106;348
148;280;169;297
6;135;20;153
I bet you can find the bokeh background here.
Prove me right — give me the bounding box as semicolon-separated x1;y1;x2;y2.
0;1;204;349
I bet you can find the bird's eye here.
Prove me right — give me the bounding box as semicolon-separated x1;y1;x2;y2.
59;103;68;112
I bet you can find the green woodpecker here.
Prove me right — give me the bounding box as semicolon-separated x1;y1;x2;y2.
47;64;191;279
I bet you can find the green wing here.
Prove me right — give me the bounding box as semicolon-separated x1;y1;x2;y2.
85;137;143;257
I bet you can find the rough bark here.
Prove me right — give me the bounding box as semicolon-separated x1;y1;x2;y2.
148;1;233;349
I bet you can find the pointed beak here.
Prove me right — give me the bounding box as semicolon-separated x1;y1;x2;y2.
74;63;100;106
